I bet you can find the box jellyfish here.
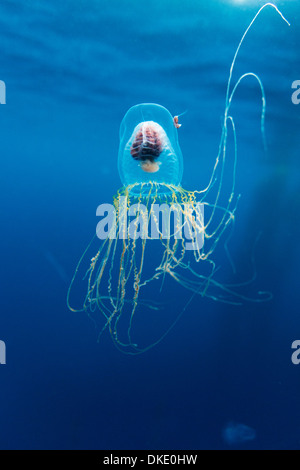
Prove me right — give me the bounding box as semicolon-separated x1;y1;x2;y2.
67;4;289;354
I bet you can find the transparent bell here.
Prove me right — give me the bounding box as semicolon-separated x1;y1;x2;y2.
118;103;183;191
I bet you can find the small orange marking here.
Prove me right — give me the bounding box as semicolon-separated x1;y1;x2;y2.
173;116;182;129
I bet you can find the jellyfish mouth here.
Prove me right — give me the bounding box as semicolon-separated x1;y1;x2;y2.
140;160;160;173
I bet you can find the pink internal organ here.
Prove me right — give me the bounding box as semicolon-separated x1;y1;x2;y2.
130;125;163;173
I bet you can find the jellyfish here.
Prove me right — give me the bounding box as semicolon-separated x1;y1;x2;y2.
67;4;289;354
222;421;256;446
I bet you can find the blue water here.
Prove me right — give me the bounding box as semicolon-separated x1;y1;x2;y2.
1;0;300;450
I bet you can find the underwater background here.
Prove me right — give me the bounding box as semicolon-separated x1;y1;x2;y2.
0;0;300;450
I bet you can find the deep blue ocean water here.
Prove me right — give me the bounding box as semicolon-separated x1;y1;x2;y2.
0;0;300;450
